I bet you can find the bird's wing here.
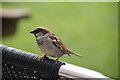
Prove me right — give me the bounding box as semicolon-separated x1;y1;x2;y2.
49;34;83;58
49;34;68;54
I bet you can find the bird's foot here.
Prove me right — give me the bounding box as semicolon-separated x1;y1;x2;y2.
39;55;47;60
54;60;58;64
53;57;59;64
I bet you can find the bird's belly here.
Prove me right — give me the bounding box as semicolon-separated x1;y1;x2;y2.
38;41;63;57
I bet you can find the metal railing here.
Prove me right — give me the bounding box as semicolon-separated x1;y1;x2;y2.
0;44;113;80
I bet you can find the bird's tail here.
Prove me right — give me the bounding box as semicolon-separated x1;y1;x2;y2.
69;51;83;58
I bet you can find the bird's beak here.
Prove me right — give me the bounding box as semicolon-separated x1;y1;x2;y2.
30;30;35;34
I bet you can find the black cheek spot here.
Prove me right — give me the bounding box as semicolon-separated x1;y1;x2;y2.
43;32;46;36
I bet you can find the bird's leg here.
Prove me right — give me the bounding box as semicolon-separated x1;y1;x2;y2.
54;57;59;63
39;55;47;60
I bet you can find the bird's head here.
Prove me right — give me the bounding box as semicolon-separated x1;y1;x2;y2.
30;27;50;37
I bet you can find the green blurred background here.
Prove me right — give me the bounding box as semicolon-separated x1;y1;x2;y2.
2;2;118;78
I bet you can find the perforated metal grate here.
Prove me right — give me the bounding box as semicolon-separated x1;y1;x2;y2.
2;61;56;80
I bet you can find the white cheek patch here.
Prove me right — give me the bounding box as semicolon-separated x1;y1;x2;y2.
36;33;43;37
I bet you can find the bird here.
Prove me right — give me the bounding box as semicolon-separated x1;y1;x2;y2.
30;27;83;61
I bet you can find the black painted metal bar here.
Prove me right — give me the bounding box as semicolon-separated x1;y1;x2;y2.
1;44;65;80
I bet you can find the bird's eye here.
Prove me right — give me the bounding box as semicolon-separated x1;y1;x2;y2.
35;29;41;33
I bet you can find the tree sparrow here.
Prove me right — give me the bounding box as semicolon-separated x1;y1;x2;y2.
30;27;83;61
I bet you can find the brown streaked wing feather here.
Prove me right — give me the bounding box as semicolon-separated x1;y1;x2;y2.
49;34;68;53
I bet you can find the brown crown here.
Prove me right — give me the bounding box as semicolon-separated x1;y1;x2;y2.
30;27;50;35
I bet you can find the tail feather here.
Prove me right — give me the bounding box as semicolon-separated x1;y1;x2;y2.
69;51;83;58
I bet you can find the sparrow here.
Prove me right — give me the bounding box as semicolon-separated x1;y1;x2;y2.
30;27;83;61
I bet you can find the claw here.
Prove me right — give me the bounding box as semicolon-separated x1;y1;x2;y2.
39;55;47;60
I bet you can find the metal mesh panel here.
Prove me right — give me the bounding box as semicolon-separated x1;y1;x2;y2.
1;44;65;80
2;61;50;80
